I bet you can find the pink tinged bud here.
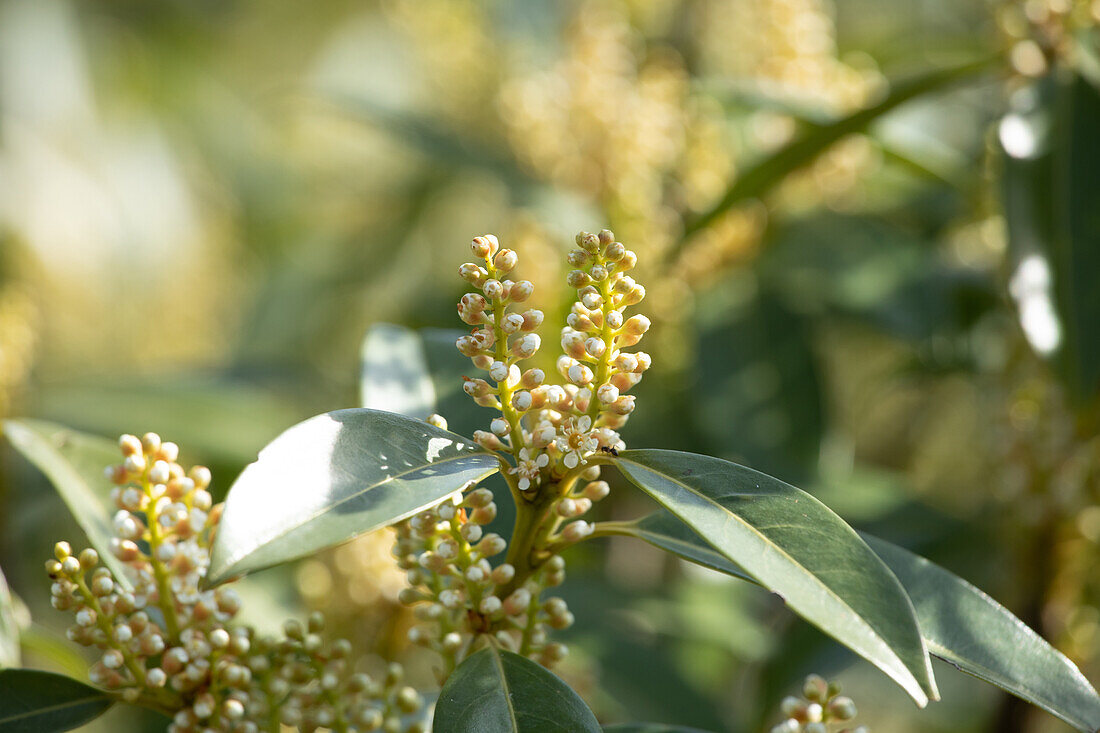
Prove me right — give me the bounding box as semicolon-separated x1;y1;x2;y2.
493;249;518;272
614;276;636;295
471;236;497;259
472;354;493;369
511;280;534;302
456;335;480;357
566;270;591;288
566;249;590;266
574;497;593;515
490;563;515;585
521;309;544;331
610;395;636;415
624;314;651;336
473;431;505;451
461;523;483;543
623;284;646;306
477;533;507;556
472;503;498;525
562;521;594;542
634;352;652;372
520;368;544;388
584;337;606;358
501;313;524;334
512;334;540;358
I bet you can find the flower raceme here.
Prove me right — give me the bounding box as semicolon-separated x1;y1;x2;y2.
46;433;425;733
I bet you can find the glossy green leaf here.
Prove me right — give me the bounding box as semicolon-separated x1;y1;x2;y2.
360;323;437;419
0;669;113;732
1002;71;1100;408
434;645;600;733
614;450;937;706
620;510;1100;731
2;420;133;591
207;408;500;586
0;567;19;668
863;535;1100;733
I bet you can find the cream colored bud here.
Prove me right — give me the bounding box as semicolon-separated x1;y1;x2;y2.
123;454;146;474
472;354;494;369
828;696;857;720
567;270;591;288
605;310;624;329
61;556;81;575
490;418;510;436
79;548;99;569
562;521;593;542
511;280;534;302
584;480;610;501
512;333;540;358
556;498;577;517
596;383;619;404
567;364;594;386
427;414;448;430
157;442;179;462
149;460;170;485
624;315;651;336
460;262;488;286
54;542;72;561
471;236;497;259
604;241;625;260
477;533;506;556
634;352;652;372
189;465;211;489
513;391;533;411
483;279;504;300
590;265;608;281
598;229;614;244
521;309;543;331
619;250;638;271
141;433;161;455
610;395;636;415
472;503;498;525
473;431;505;451
584;337;606;358
501;313;524;334
521;368;544;388
494;249;518;272
119;434;142;457
581;291;602;310
567;249;590;266
489;361;509;382
581;233;600;251
479;596;502;615
503;588;531;615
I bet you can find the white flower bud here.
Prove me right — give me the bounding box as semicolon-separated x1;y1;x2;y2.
123;454;146;474
119;434;142;457
555;498;577;517
584;337;606;358
113;624;133;643
489;361;509;382
491;418;510;436
512;391;533;411
442;632;463;652
490;564;515;585
581;291;603;310
512;333;540;358
76;608;96;627
562;521;593;542
141;433;161;455
209;628;230;649
590;265;608;281
567;363;594;385
584;481;610;501
146;668;167;687
503;588;531;616
102;649;124;669
479;596;502;615
502;313;524;334
483;279;504;300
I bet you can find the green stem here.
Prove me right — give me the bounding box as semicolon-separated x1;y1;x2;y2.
140;478;180;642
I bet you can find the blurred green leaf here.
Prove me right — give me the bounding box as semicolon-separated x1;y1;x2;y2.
1002;70;1100;409
434;645;600;733
602;721;712;726
613;450;937;707
0;567;18;668
683;57;996;241
16;626;88;683
1;420;133;591
620;510;1100;731
0;669;113;732
863;535;1100;733
207;408;500;586
360;323;437;418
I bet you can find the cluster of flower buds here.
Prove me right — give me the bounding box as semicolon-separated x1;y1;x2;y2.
393;490;572;672
455;230;650;495
48;435;425;733
770;674;865;733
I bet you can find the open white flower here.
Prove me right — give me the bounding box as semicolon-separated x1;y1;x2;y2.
509;448;549;491
555;416;598;469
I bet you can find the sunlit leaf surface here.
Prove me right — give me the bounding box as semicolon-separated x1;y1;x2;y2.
0;669;113;732
434;645;600;733
360;323;437;418
2;420;132;591
0;568;19;668
614;450;937;706
207;408;500;586
622;509;1100;731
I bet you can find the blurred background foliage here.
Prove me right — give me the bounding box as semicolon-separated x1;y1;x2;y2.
0;0;1097;730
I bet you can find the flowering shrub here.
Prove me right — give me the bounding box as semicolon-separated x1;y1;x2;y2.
1;231;1098;732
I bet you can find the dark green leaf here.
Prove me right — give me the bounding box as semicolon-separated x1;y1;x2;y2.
0;669;113;732
682;57;996;241
207;408;500;586
0;567;19;668
862;535;1100;733
434;645;600;733
614;450;937;706
621;510;1100;731
2;420;133;591
1002;71;1100;408
360;323;437;419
